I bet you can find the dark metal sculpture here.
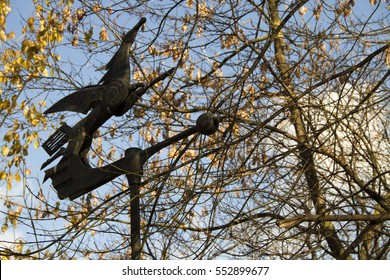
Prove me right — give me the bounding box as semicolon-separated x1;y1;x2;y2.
42;18;147;168
43;112;219;200
42;18;220;259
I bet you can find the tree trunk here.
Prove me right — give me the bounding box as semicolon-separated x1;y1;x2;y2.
267;0;350;259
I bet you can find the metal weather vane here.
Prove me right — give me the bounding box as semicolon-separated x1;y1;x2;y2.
41;18;220;259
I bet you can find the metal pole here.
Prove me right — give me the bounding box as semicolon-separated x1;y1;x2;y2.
124;148;144;260
122;114;220;259
128;180;141;260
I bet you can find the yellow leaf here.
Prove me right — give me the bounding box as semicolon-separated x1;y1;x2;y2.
31;117;40;126
300;6;307;16
92;3;102;13
42;67;48;77
1;146;9;156
14;173;21;183
7;31;14;40
15;240;24;253
28;16;35;30
1;223;8;233
186;0;194;8
99;27;108;41
71;35;78;46
3;131;13;142
0;30;6;41
33;140;39;149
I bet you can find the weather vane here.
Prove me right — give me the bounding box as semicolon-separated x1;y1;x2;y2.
41;17;220;259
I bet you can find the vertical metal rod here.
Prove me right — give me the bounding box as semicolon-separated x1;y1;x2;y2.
124;148;144;260
129;181;141;260
120;114;219;259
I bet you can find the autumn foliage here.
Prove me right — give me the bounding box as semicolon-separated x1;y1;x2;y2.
0;0;389;259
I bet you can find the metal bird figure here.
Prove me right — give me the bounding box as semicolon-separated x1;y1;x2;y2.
40;16;222;213
45;17;147;116
98;17;147;86
42;18;148;167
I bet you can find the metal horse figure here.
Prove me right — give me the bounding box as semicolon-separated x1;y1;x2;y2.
41;18;220;259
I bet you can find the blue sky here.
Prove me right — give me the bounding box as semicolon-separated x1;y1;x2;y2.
1;0;389;259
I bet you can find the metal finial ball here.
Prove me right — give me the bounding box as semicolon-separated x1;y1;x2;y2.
196;113;220;135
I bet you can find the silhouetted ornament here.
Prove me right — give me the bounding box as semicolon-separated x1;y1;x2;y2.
42;18;220;200
196;112;220;135
41;18;221;260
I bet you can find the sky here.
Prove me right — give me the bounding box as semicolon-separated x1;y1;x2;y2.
1;0;389;258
